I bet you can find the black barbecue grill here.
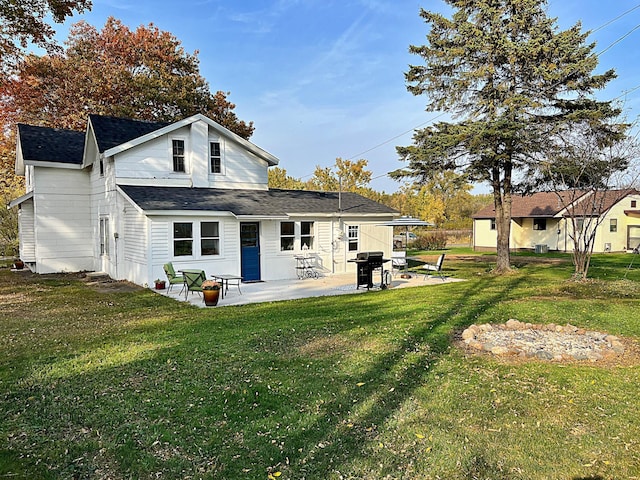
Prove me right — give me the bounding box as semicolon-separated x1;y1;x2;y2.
349;251;389;290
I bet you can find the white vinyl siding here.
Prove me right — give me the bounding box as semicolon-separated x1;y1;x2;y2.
18;199;36;262
124;207;148;263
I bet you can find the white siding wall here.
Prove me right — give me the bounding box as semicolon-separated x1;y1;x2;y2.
145;215;241;286
32;167;93;273
114;121;269;190
120;204;149;285
18;198;35;262
137;215;394;286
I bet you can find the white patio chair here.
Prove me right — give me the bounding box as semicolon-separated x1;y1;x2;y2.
422;254;446;281
391;250;408;276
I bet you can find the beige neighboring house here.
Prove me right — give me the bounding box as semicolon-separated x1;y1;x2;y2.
472;189;640;253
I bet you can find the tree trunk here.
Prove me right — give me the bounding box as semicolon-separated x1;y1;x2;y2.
492;165;513;273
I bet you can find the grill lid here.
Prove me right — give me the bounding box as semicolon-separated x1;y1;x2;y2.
356;251;384;261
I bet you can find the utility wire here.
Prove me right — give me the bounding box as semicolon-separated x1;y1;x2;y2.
295;3;640;187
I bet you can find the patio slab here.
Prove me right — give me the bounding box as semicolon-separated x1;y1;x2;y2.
157;272;462;307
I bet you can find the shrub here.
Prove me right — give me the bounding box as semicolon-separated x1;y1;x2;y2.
414;231;447;250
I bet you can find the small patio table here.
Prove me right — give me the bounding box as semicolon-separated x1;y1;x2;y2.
211;274;243;299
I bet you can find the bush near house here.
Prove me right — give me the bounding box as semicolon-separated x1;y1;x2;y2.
414;230;448;250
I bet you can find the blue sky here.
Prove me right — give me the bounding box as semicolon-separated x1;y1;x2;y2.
52;0;640;193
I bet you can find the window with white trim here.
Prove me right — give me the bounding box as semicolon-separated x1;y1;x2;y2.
490;219;496;230
347;225;359;251
172;139;185;173
301;221;314;250
173;222;193;256
201;221;220;255
210;141;222;174
280;222;295;251
99;216;109;256
610;218;617;233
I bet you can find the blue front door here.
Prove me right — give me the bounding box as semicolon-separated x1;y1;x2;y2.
240;222;261;281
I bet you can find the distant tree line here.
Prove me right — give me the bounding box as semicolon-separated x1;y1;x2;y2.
268;159;492;229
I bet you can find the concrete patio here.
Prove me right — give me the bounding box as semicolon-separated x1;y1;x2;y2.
157;271;462;307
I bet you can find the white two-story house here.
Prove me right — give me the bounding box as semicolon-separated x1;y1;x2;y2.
10;114;398;286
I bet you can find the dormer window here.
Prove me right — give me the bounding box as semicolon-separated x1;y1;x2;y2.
210;141;222;174
172;139;185;172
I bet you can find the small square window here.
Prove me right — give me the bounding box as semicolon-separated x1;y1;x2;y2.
533;218;547;231
632;200;637;208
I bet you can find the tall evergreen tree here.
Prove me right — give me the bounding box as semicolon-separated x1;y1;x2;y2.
395;0;624;272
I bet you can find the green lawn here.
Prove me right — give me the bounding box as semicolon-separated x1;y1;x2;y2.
1;255;639;479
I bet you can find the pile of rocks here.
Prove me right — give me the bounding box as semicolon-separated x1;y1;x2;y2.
461;319;625;361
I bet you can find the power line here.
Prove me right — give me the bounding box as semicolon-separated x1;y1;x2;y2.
295;3;640;187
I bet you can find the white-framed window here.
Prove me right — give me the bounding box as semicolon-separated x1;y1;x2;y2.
490;219;496;230
210;141;222;174
99;216;109;256
610;218;618;233
280;222;295;251
301;221;314;250
280;221;315;251
172;139;186;173
347;225;359;252
201;221;220;255
173;222;193;256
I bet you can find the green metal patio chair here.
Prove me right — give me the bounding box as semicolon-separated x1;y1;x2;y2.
163;262;185;294
183;269;207;299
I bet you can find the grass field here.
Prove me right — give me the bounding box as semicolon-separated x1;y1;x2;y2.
1;253;639;479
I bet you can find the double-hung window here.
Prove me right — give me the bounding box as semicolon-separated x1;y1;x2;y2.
347;225;359;251
173;222;193;256
610;218;618;233
280;221;315;251
172;139;185;173
280;222;295;251
99;216;109;256
210;142;222;174
301;221;314;250
201;222;220;255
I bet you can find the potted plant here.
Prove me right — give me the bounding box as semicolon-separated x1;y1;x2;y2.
201;280;221;306
13;258;24;270
154;279;166;290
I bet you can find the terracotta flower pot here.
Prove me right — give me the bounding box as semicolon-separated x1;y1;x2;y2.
203;288;220;306
13;259;24;270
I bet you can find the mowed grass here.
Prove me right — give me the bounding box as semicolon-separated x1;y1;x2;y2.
1;255;640;479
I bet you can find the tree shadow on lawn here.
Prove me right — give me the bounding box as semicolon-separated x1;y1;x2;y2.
2;274;527;478
255;275;527;477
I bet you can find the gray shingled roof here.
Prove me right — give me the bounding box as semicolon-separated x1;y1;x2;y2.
89;115;170;152
119;185;398;215
17;124;85;164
